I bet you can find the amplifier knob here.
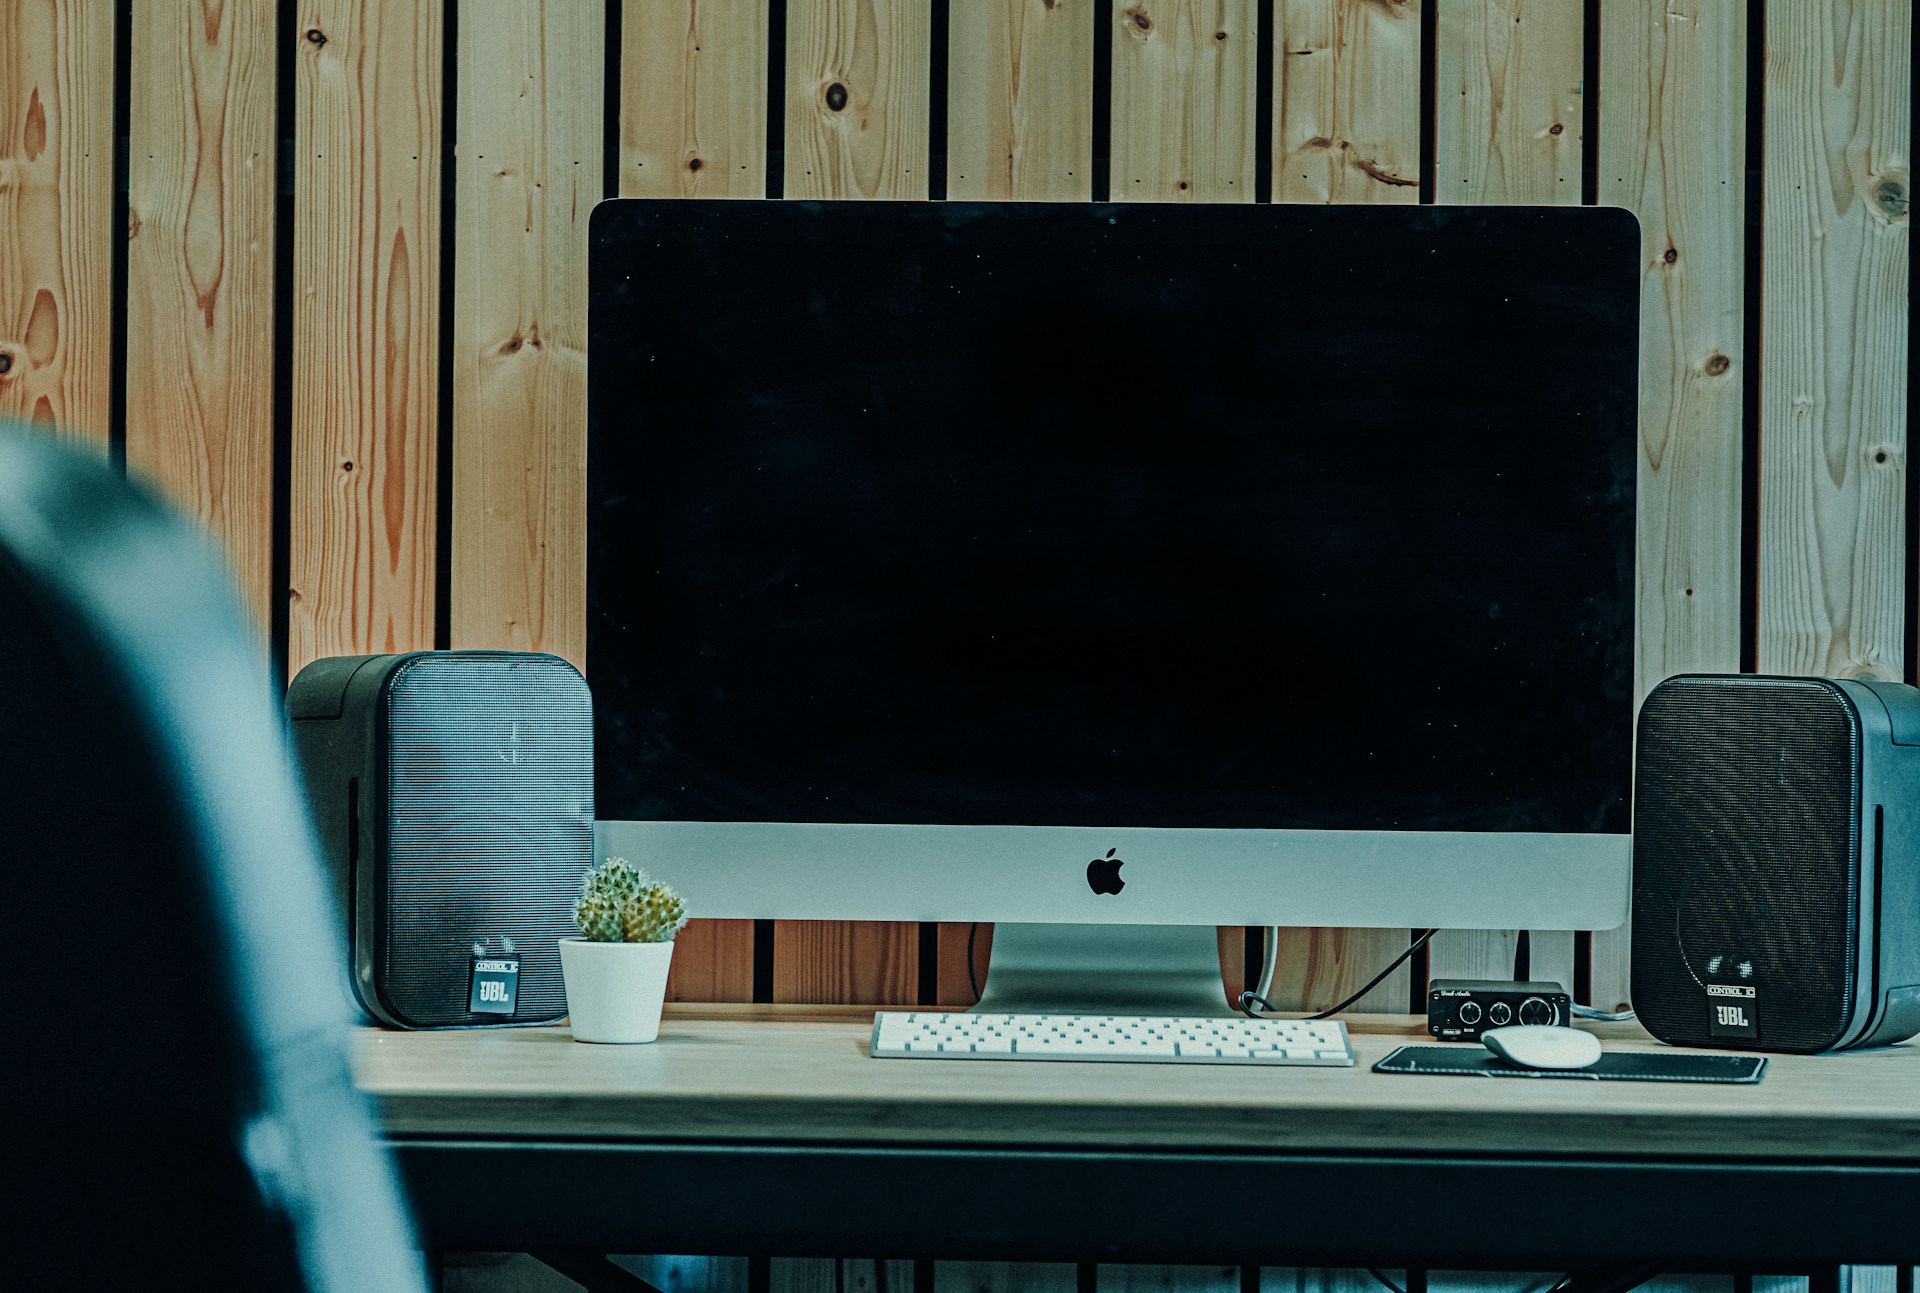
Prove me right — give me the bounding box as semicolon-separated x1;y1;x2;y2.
1456;1000;1483;1026
1518;996;1556;1026
1487;1000;1513;1026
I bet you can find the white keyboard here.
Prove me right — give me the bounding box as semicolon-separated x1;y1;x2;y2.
870;1011;1354;1066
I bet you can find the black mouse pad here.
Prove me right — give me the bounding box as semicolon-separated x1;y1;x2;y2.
1374;1045;1766;1083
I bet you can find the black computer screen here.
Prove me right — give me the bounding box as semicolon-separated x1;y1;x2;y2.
588;201;1638;833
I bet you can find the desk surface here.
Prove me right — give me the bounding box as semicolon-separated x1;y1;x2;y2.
357;1005;1920;1160
356;1007;1920;1266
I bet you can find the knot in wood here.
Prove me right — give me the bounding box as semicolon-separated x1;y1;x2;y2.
688;157;704;172
1703;351;1730;376
304;28;327;47
824;82;849;112
1549;123;1564;136
1873;178;1908;219
1663;247;1678;264
1123;7;1153;36
0;350;14;378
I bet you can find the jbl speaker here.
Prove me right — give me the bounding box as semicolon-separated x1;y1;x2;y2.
287;652;592;1028
1631;674;1920;1053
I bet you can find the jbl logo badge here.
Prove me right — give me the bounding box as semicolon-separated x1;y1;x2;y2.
1706;983;1757;1039
469;954;521;1015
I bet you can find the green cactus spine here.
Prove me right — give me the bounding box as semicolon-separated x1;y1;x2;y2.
573;890;624;942
621;882;689;944
574;857;689;943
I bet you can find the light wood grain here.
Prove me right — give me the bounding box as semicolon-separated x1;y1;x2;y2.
948;0;1094;201
774;1258;915;1293
937;920;991;1007
1266;926;1411;1016
354;1008;1920;1160
124;0;277;633
774;918;918;1005
1264;0;1420;1007
785;0;931;200
613;2;766;1002
1259;1271;1378;1293
780;0;934;1000
621;0;768;199
1757;0;1910;681
937;1263;1079;1293
0;0;113;441
666;917;755;1003
620;1255;749;1293
290;0;443;675
1429;0;1584;987
1434;0;1582;205
1111;0;1257;202
1589;0;1747;1013
1272;0;1421;204
449;0;599;671
1098;1266;1237;1293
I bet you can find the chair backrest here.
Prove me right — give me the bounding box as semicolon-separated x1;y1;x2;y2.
0;426;426;1291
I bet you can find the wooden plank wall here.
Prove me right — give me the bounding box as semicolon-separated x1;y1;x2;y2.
6;0;1911;1095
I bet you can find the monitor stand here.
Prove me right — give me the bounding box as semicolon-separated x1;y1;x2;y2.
972;922;1238;1017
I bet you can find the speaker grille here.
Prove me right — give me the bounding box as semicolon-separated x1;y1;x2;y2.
380;654;592;1026
1631;676;1861;1052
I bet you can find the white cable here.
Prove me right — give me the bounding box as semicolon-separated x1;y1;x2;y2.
1256;925;1279;1001
1572;1003;1636;1022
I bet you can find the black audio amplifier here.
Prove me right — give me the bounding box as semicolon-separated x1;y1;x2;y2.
1428;979;1571;1041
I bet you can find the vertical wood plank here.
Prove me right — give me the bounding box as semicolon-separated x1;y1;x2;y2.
620;0;768;199
616;1255;750;1293
1429;0;1584;988
1261;1270;1385;1293
778;0;932;1001
0;0;113;441
948;0;1094;202
1261;0;1421;1008
1265;927;1411;1015
125;0;278;631
1757;0;1910;681
937;920;991;1007
772;1257;915;1293
1098;1265;1239;1293
939;1264;1079;1293
1433;0;1582;205
1272;0;1421;204
773;919;918;1005
666;917;755;1003
1111;0;1258;202
1590;0;1747;1011
615;2;769;1000
290;0;443;675
785;0;931;200
450;0;600;670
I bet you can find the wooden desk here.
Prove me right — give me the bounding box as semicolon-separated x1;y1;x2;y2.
355;1007;1920;1267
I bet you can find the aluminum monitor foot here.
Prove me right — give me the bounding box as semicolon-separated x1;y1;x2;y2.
972;923;1238;1017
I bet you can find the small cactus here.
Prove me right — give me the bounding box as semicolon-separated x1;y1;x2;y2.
574;889;625;942
573;857;689;944
621;882;689;944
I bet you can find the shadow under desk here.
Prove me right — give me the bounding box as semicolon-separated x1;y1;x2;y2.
353;1005;1920;1268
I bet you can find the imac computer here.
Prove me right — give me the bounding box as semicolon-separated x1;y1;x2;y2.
588;200;1640;1014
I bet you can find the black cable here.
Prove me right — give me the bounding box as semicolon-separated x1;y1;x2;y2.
1240;929;1436;1020
966;921;980;1003
1368;1271;1407;1293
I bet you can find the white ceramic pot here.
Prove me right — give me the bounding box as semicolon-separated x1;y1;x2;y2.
558;938;675;1043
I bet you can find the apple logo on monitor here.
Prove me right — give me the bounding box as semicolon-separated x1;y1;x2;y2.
1087;848;1125;895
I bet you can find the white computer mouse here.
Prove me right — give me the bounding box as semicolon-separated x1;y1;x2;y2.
1481;1024;1603;1070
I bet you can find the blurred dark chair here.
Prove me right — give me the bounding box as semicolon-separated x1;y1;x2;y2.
0;425;426;1290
